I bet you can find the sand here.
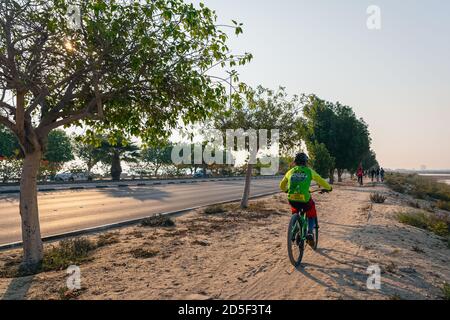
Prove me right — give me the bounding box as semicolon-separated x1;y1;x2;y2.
0;180;449;300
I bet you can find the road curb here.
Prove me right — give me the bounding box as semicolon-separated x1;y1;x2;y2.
0;190;282;251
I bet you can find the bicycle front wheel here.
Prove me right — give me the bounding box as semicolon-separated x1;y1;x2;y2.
287;214;304;267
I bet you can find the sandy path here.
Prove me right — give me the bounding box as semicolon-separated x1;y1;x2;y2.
0;181;448;300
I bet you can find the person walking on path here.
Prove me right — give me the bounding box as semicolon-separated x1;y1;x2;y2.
357;164;364;186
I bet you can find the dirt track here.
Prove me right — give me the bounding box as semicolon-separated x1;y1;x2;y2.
0;181;449;300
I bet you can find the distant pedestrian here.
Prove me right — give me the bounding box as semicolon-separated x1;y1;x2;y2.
370;168;375;182
380;168;385;182
376;168;380;182
357;164;364;186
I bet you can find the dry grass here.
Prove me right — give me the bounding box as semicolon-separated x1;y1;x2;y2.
130;248;159;259
141;215;175;228
370;193;387;204
203;204;226;215
437;201;450;212
96;232;120;247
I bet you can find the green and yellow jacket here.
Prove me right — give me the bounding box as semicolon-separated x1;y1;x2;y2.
279;166;332;203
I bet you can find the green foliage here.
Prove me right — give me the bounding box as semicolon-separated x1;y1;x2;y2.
1;0;251;150
42;238;96;271
385;173;450;202
308;142;335;179
302;95;373;176
141;144;174;176
73;137;101;174
213;86;303;160
443;283;450;300
397;211;449;238
0;125;19;158
44;130;74;164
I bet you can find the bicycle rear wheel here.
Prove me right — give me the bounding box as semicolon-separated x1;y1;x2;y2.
287;214;305;267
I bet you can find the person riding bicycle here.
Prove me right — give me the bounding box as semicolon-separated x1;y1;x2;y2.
280;153;332;246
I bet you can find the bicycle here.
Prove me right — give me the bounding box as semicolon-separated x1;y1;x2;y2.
287;189;329;268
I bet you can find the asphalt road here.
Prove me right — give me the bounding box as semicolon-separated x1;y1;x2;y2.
0;178;281;246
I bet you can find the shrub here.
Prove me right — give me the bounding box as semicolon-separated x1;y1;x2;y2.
204;204;226;215
408;201;421;209
397;211;450;239
370;193;387;204
385;173;450;201
437;201;450;212
130;248;159;259
97;232;120;247
141;215;175;228
42;238;96;271
443;283;450;300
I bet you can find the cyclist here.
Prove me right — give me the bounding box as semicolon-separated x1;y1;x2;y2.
280;153;332;246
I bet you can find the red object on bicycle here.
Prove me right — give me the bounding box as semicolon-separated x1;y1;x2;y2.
290;198;317;218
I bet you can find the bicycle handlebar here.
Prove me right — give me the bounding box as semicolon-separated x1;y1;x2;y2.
310;188;331;194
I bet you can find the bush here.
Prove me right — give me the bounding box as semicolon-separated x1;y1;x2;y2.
370;193;387;204
141;215;175;228
437;201;450;212
42;238;96;271
397;211;450;238
96;232;120;247
443;283;450;300
385;173;450;201
408;201;421;209
204;204;226;215
130;248;159;259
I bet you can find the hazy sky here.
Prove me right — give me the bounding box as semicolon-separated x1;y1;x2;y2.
199;0;450;170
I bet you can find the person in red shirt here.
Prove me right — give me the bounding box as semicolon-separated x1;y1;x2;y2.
357;164;364;186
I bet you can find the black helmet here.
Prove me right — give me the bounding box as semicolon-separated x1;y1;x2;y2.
295;152;308;166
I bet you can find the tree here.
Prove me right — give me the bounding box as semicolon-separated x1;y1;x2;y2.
308;142;335;179
94;137;140;181
214;86;302;208
42;129;74;178
361;149;379;171
73;137;101;177
302;95;338;183
141;144;173;177
302;96;372;183
0;0;250;269
0;124;19;158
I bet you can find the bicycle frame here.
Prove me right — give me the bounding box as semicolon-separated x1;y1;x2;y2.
291;210;308;242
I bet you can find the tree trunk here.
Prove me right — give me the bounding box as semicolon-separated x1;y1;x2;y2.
20;150;44;271
337;168;343;182
241;163;253;209
111;151;122;181
329;168;335;184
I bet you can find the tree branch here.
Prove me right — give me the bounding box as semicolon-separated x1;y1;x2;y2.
0;114;16;134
